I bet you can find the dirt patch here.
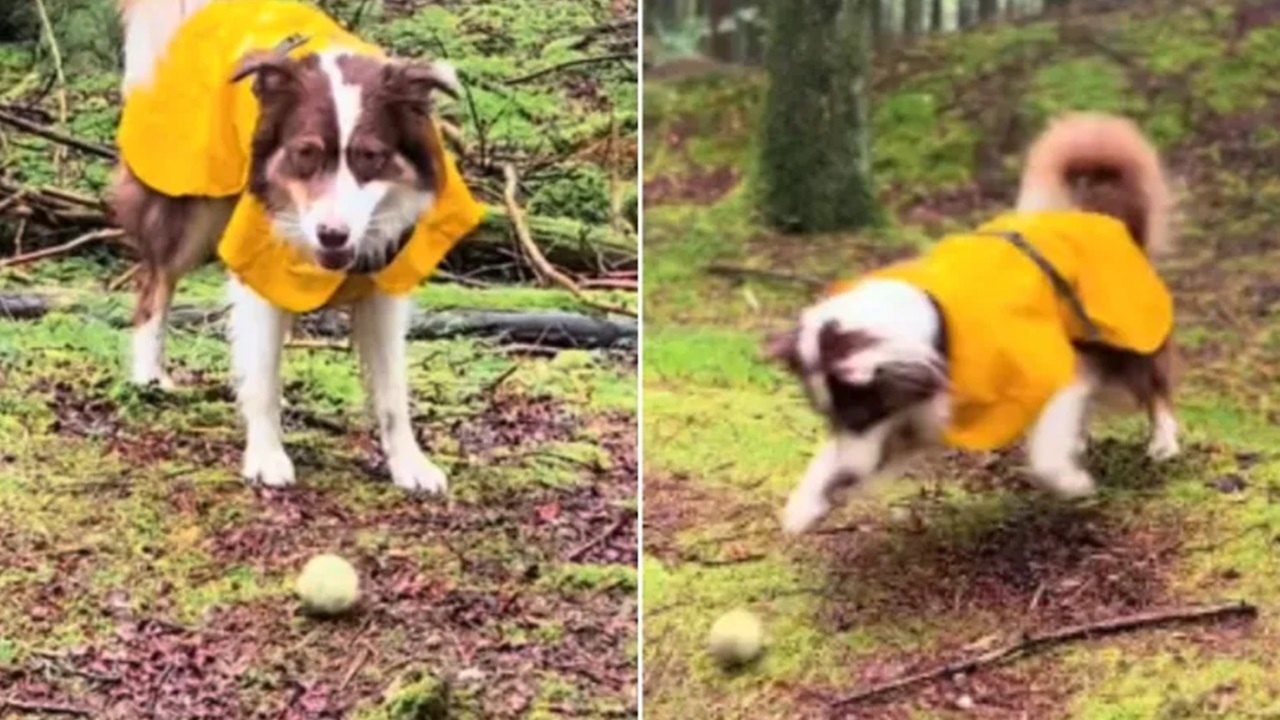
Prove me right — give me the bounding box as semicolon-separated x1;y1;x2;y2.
644;167;740;207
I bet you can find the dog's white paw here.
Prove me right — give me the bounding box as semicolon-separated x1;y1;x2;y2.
388;449;448;494
242;443;296;488
1044;468;1097;499
1147;432;1180;462
781;491;828;535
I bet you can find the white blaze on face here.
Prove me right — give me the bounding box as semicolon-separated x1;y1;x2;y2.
297;52;392;255
299;52;437;261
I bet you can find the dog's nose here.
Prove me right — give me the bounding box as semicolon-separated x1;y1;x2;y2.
317;225;350;249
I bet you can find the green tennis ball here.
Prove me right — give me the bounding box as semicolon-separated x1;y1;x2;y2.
296;554;360;617
707;608;764;668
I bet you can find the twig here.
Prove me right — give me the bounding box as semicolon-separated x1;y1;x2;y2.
501;163;635;318
0;111;116;160
434;269;494;288
565;516;628;561
0;190;25;214
1;697;91;716
706;263;825;288
506;53;635;85
484;363;521;395
337;644;372;691
33;0;70;178
830;600;1258;708
107;263;139;291
0;228;123;268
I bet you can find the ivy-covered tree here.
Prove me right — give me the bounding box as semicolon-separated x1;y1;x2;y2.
759;0;876;233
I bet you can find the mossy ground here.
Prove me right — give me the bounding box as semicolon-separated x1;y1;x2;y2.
643;3;1280;718
0;0;637;717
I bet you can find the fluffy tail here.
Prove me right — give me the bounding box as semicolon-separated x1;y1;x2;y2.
117;0;218;94
1016;112;1174;255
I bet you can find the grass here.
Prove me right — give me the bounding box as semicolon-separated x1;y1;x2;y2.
642;1;1280;717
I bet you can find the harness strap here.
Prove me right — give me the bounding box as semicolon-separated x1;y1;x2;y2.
968;230;1102;341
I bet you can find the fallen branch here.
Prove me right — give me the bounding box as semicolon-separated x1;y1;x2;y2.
298;306;637;349
0;110;116;160
505;52;635;85
0;293;637;350
0;228;124;267
501;163;635;318
830;600;1258;708
0;182;634;275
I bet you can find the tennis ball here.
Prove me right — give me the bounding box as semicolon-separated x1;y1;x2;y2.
707;608;764;668
296;554;360;617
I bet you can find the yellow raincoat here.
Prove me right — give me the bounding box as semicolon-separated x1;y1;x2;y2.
116;0;485;313
829;210;1173;450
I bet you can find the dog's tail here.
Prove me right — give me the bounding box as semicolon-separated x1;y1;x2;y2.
1016;112;1174;255
117;0;219;94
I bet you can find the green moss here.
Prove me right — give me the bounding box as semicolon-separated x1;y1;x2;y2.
1022;56;1133;127
1067;648;1280;718
540;563;636;594
874;90;976;191
644;386;818;496
643;326;780;390
355;672;462;720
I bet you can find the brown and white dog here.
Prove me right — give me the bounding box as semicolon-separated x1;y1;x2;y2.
768;113;1180;534
110;0;464;492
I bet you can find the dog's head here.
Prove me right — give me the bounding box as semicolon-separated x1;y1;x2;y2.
765;280;949;434
232;44;459;272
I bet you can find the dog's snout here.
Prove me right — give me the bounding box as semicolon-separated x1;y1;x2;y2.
317;225;350;249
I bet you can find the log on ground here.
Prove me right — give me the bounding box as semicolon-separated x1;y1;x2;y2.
0;293;636;350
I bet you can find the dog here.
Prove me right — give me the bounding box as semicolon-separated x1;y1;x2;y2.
110;0;485;492
767;112;1180;534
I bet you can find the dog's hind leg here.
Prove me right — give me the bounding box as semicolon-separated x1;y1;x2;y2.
351;291;447;494
1028;374;1099;498
228;277;295;487
131;264;177;388
1145;343;1180;461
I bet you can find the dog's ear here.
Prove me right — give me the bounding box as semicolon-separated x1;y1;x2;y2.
763;328;802;373
231;34;309;97
876;359;946;412
231;52;300;98
381;60;461;113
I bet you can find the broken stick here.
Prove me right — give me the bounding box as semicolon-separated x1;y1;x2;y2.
0;228;124;268
501;162;636;318
830;600;1257;708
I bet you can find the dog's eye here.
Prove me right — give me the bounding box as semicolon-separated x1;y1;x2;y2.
349;147;388;179
288;144;323;178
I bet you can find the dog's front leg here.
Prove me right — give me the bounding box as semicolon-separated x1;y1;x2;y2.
229;277;295;487
782;423;890;535
1027;375;1098;499
351;291;447;494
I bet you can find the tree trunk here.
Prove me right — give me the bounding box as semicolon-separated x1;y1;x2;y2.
904;0;925;36
978;0;1000;22
760;0;876;234
959;0;976;27
931;0;944;31
707;0;734;61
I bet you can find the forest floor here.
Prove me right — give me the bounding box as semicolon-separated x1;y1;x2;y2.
643;1;1280;718
0;1;638;718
